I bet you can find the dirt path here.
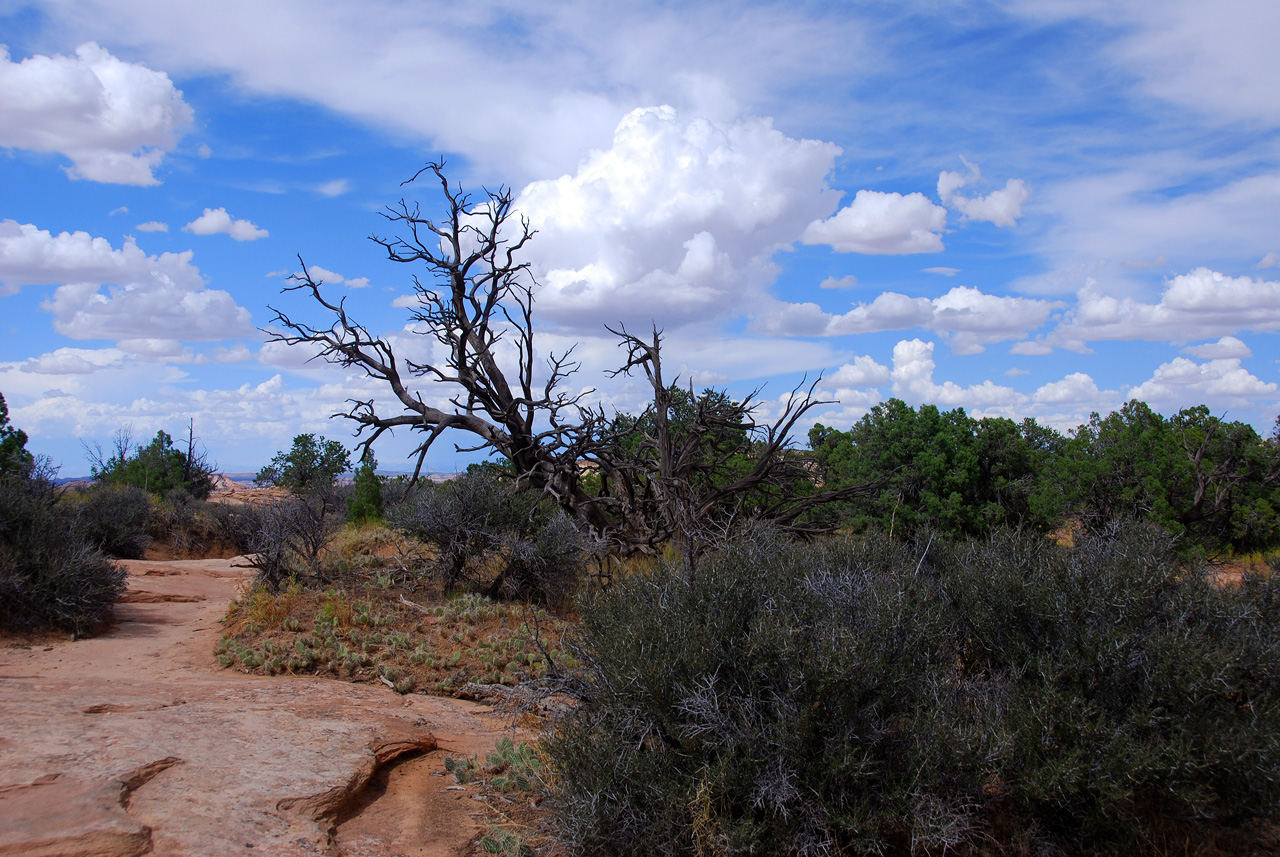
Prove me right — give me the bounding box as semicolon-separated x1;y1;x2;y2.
0;558;522;857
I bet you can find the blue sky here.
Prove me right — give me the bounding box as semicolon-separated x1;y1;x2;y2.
2;0;1279;474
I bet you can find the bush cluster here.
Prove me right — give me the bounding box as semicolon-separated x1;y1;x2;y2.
387;467;587;604
0;464;127;636
549;524;1280;855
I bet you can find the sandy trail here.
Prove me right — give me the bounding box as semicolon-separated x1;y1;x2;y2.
0;558;520;857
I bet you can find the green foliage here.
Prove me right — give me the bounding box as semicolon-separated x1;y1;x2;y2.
387;466;586;603
67;483;155;559
1048;401;1280;555
0;392;33;475
345;452;384;524
810;398;1280;555
809;399;1060;539
549;525;1280;855
0;462;127;635
256;433;351;491
90;427;215;499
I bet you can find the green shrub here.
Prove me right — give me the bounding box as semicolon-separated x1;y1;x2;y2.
346;452;384;524
256;433;350;491
88;426;216;498
548;525;1280;855
0;464;126;635
69;482;155;559
387;467;586;604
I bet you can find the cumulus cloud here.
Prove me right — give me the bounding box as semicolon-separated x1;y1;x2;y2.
1183;336;1252;359
17;347;125;375
1129;357;1278;408
515;105;842;331
819;275;859;290
890;339;1025;407
183;208;269;241
1033;372;1110;405
1258;252;1279;270
42;278;253;343
135;221;168;232
0;42;192;185
801;190;946;254
0;219;200;291
1056;268;1280;344
937;158;1029;227
0;218;253;344
22;2;868;184
826;355;891;387
755;286;1058;352
924;267;959;276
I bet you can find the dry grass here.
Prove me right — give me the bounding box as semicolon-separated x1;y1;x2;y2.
218;583;576;697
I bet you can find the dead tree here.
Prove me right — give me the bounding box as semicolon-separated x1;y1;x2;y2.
266;161;873;571
583;325;878;572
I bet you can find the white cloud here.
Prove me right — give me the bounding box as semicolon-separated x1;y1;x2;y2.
819;275;859;290
1129;357;1278;408
937;156;981;202
42;278;253;343
183;208;269;241
931;286;1060;354
889;339;1025;407
801;189;946;254
316;179;349;197
1056;268;1280;344
0;219;200;291
135;221;168;232
826;355;891;387
1031;171;1280;286
296;264;370;289
516;105;842;331
1005;367;1029;376
1182;336;1251;359
26;3;866;183
213;343;254;363
923;267;959;276
0;218;254;344
1258;252;1279;270
197;143;212;159
17;346;125;375
1033;372;1110;405
0;42;192;185
951;179;1030;228
755;286;1058;352
1010;339;1055;356
937;158;1029;227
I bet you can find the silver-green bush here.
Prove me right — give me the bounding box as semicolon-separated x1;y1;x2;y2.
0;464;127;636
548;525;1280;855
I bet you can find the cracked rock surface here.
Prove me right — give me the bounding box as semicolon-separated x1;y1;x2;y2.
0;558;517;857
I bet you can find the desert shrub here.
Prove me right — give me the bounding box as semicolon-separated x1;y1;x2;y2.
245;492;344;590
67;482;155;559
548;524;1280;855
205;502;268;555
0;463;126;635
387;467;586;603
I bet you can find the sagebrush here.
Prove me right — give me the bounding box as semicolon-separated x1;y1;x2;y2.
548;524;1280;855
